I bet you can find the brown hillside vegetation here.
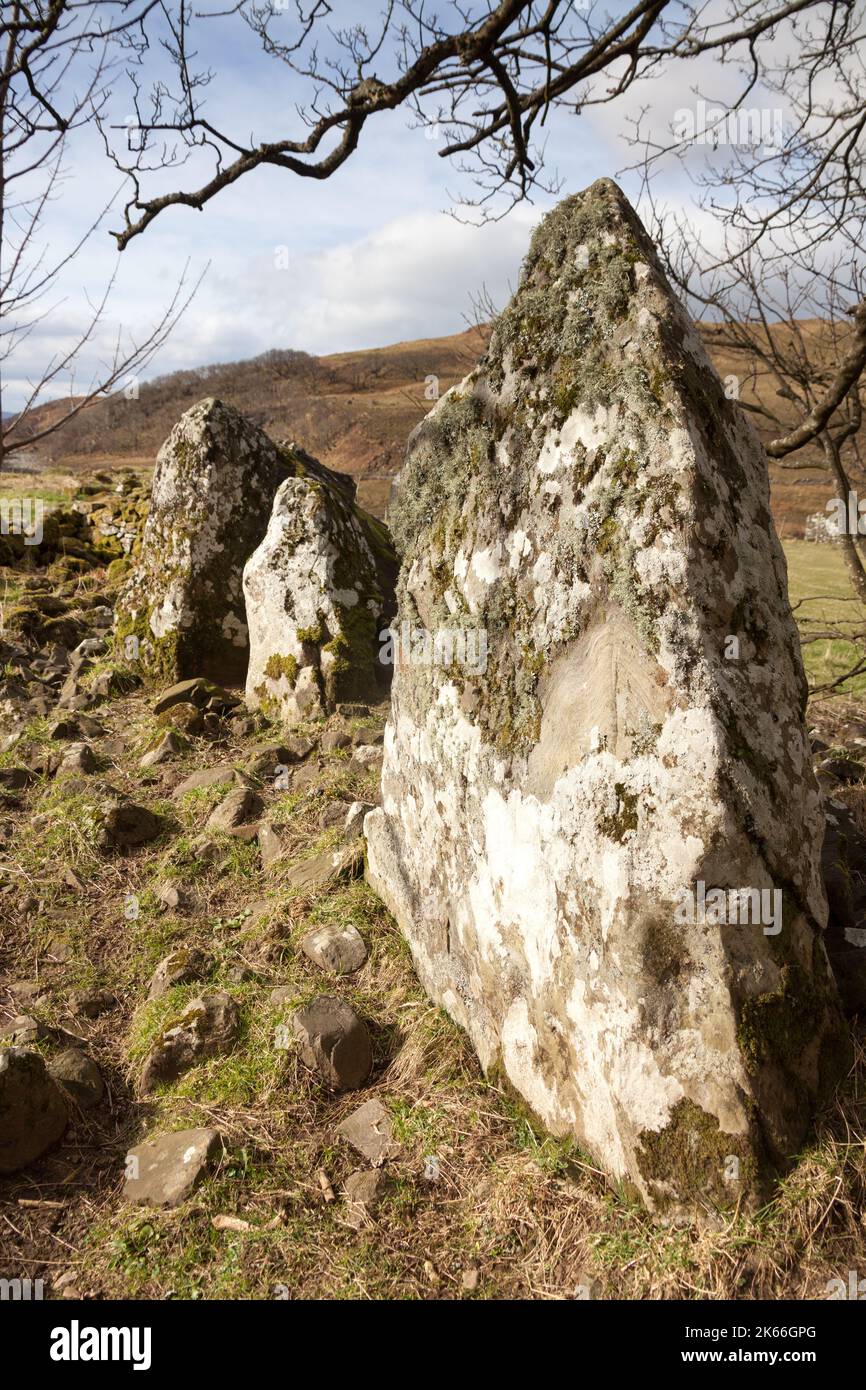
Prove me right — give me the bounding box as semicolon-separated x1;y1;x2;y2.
5;321;842;530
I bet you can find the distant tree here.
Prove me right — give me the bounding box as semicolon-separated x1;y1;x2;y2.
0;0;200;471
633;32;866;688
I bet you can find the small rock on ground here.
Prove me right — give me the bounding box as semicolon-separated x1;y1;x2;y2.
292;996;372;1092
300;922;367;975
336;1098;399;1165
123;1128;223;1208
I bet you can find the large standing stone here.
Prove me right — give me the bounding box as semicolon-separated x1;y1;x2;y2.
115;399;294;684
365;179;849;1211
243;455;398;724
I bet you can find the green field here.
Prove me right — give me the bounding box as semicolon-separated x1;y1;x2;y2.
784;539;866;695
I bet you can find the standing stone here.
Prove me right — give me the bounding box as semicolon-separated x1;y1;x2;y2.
243;454;398;724
115;399;293;684
365;179;849;1211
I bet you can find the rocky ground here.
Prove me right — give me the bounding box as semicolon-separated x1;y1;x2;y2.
0;548;864;1300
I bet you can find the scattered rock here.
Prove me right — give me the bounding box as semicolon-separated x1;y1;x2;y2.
147;947;213;1001
0;1014;49;1046
352;726;384;747
140;731;182;768
0;766;31;790
156;880;192;913
98;799;162;850
292;995;373;1091
285;735;317;762
291;762;323;793
206;786;264;831
49;718;81;740
8;979;50;1009
352;745;383;772
172;764;237;798
336;1098;399;1164
818;757;865;786
822;799;866;1012
286;845;360;894
343;1168;388;1227
57;741;97;776
158;702;204;736
123;1128;223;1208
246;744;293;779
344;800;375;841
321;729;351;752
140;991;240;1093
153;677;238;717
258;821;283;870
0;1048;68;1174
48;1049;104;1108
300;922;367;975
68;987;115;1019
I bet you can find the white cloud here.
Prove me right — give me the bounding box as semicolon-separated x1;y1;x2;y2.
220;205;541;356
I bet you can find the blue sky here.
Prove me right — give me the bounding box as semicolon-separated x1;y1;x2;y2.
4;2;753;410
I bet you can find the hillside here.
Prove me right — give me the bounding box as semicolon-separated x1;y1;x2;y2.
4;322;838;530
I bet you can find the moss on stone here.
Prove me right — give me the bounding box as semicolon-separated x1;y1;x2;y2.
263;652;298;685
637;1098;760;1208
598;784;639;842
